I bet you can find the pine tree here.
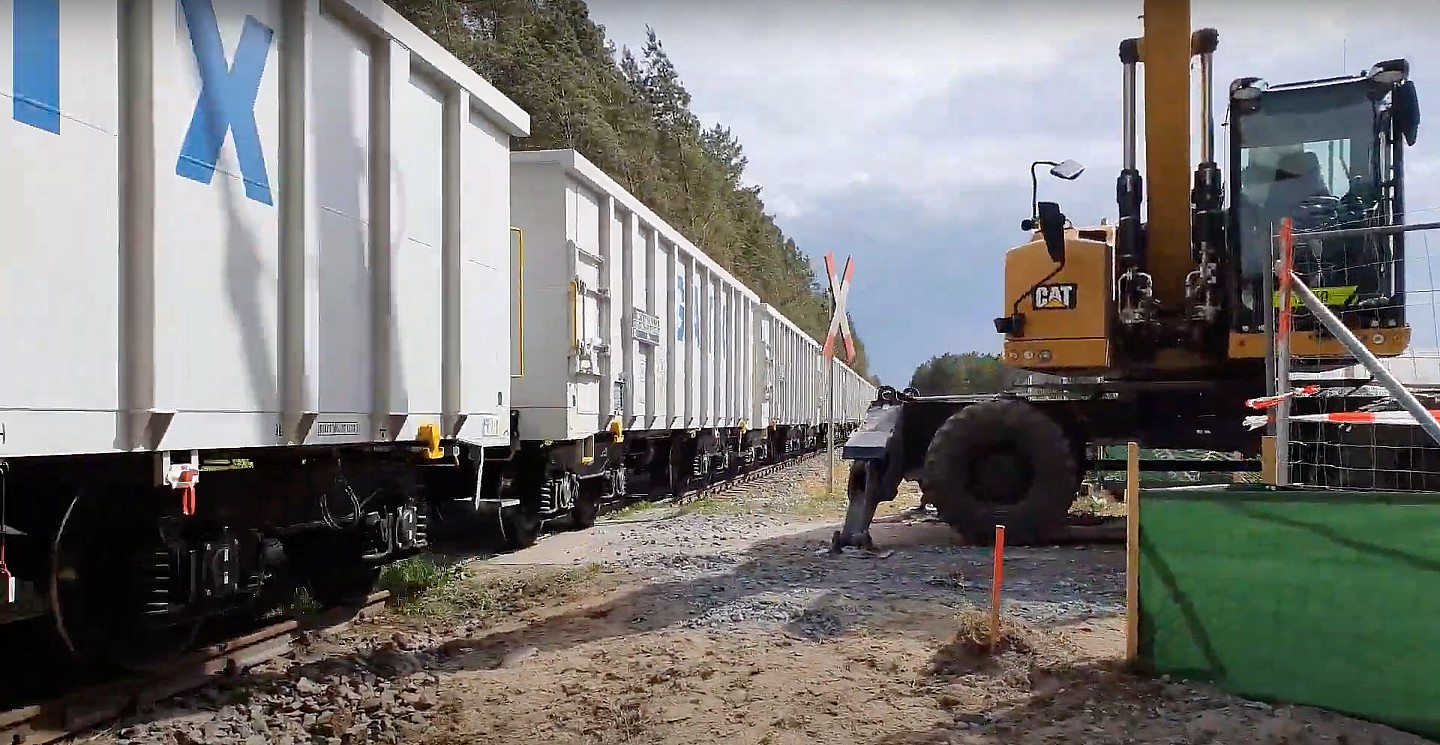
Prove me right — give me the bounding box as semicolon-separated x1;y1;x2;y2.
639;27;697;135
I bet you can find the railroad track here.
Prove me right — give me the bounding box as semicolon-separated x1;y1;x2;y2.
669;452;828;506
0;592;391;745
598;451;830;523
598;452;1129;546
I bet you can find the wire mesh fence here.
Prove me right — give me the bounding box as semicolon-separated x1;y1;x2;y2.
1270;208;1440;491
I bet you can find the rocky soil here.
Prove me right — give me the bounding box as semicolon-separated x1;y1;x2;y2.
76;457;1435;745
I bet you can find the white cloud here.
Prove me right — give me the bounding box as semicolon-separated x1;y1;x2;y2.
586;0;1440;380
590;0;1440;221
591;0;1129;217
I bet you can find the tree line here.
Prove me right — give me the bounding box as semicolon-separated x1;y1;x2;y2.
391;0;872;377
907;352;1020;395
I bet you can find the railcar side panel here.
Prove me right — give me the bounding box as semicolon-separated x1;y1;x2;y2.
0;0;524;458
509;149;761;442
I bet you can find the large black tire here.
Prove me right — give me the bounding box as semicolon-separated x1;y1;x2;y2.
920;398;1079;545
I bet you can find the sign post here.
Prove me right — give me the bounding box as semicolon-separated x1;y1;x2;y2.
822;252;856;496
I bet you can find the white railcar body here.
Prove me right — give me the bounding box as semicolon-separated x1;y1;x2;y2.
509;149;763;442
0;0;526;459
495;148;872;524
763;304;819;427
0;0;531;670
834;359;873;422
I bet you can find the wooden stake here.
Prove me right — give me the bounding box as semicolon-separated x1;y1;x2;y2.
1260;434;1277;485
1125;441;1141;662
989;524;1006;648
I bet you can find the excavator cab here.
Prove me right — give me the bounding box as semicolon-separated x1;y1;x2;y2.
1226;61;1420;361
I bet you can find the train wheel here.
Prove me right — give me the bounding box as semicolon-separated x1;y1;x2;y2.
50;489;202;672
308;561;381;614
501;507;541;549
569;476;601;530
289;534;381;614
920;398;1079;546
666;440;688;499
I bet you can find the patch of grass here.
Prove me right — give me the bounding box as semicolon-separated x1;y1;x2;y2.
390;561;605;619
606;501;660;520
949;607;1041;656
929;609;1080;693
288;587;319;615
673;496;746;517
260;587;318;619
664;459;895;521
379;555;466;602
788;461;852;517
793;482;847;516
590;700;650;742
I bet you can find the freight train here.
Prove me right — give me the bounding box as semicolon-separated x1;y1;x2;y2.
0;0;874;670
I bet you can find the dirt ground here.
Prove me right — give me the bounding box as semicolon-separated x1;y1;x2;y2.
89;460;1436;745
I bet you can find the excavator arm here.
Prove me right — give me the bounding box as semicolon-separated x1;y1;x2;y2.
1138;0;1197;309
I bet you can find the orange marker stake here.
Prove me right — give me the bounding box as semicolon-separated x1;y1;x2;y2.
989;524;1007;648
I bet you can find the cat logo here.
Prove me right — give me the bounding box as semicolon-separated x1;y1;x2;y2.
1032;283;1077;310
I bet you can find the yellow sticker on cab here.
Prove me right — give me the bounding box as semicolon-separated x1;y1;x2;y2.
1272;285;1358;308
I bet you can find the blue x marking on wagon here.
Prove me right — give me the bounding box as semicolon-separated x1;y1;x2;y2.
175;0;275;206
11;0;60;134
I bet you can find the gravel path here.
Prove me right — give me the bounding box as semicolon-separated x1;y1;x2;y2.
80;458;1436;745
611;517;1124;639
495;457;1125;640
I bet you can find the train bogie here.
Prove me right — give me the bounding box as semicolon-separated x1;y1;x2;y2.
0;0;528;668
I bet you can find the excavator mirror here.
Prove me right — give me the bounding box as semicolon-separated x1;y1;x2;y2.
1049;159;1086;181
1394;80;1420;147
1036;201;1067;263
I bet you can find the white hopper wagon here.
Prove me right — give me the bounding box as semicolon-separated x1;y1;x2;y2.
834;359;874;423
0;0;527;669
761;303;875;452
488;149;869;547
762;302;824;449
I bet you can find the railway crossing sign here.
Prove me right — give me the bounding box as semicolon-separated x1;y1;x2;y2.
823;251;856;363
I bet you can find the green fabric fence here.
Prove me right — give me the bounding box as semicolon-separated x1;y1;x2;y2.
1139;484;1440;740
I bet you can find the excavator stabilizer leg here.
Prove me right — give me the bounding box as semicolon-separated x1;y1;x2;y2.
830;405;905;553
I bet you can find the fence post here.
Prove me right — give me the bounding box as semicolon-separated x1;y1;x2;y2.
1274;218;1295;486
989;524;1006;648
1260;435;1277;485
826;357;835;496
1125;441;1140;662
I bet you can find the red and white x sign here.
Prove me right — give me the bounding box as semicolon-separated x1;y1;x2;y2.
822;251;855;363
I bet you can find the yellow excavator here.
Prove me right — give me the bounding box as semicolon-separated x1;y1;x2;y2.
834;0;1422;549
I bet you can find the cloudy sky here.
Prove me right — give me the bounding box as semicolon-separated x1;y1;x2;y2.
587;0;1440;385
